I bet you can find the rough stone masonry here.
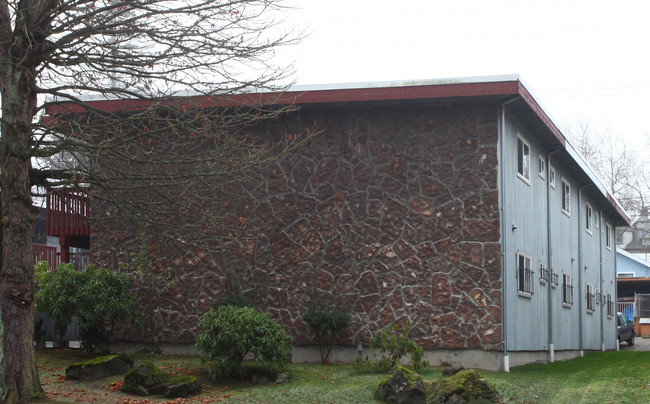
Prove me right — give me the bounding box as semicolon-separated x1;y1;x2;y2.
94;100;503;352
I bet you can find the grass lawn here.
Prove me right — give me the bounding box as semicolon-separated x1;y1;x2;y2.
33;349;650;403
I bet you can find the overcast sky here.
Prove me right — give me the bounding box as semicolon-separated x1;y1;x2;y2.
275;0;650;155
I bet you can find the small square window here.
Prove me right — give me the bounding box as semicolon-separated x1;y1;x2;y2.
517;136;531;183
539;262;549;284
551;267;559;288
517;252;534;296
562;272;573;306
586;283;595;312
538;155;546;180
606;293;614;317
549;167;556;188
561;179;571;216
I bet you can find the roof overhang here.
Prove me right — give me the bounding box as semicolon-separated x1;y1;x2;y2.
45;75;630;225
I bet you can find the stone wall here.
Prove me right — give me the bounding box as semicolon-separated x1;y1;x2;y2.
93;100;503;351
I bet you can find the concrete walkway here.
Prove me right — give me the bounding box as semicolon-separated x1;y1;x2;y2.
620;336;650;352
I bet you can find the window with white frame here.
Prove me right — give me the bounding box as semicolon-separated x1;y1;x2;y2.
517;136;531;182
595;287;601;304
586;202;593;235
538;155;546;180
606;293;614;317
605;223;612;249
594;209;599;230
562;272;573;306
539;262;549;284
517;252;534;296
561;179;571;216
586;283;595;312
551;267;559;288
549;167;556;188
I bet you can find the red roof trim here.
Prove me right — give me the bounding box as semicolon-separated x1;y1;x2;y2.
45;80;522;115
516;82;567;148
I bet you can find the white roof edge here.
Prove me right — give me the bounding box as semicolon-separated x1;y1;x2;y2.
288;74;522;92
617;247;650;268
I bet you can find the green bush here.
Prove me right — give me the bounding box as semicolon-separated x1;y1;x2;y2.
211;295;256;309
303;310;351;363
35;263;139;353
196;305;292;378
354;322;427;372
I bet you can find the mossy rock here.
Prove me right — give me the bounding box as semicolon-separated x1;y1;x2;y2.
122;360;200;399
66;355;133;380
378;366;426;404
427;369;500;404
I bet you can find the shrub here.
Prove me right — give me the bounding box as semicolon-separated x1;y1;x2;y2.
354;322;427;372
196;305;292;378
35;263;139;353
302;310;351;363
211;295;256;309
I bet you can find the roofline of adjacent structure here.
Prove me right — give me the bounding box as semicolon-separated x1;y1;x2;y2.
617;247;650;268
43;75;630;225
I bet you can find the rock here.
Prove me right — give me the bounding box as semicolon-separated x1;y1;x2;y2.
441;366;465;377
428;369;500;404
122;360;201;398
274;372;291;385
66;355;133;380
377;366;427;404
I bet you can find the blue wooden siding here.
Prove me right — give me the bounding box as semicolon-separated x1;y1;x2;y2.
500;110;617;352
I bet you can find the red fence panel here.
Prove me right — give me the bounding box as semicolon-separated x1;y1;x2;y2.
33;244;59;270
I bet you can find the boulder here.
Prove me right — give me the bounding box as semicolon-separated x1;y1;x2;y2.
122;360;201;398
428;369;500;404
377;366;427;404
66;355;133;380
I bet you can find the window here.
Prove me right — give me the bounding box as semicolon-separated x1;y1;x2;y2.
517;252;534;296
549;167;556;188
605;223;612;249
586;203;593;235
539;262;549;284
594;210;599;230
551;267;559;288
517;136;531;182
606;293;614;317
538;155;546;180
595;287;601;304
562;272;573;306
561;179;571;216
586;283;595;312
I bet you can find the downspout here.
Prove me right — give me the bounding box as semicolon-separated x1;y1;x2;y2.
599;210;605;351
578;185;591;357
499;97;519;372
546;150;560;362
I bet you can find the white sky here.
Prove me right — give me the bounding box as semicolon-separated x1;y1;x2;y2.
275;0;650;155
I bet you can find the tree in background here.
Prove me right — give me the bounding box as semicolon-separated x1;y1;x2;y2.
566;120;649;221
0;0;305;401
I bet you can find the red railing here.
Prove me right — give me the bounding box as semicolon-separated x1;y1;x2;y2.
47;188;90;237
33;244;89;272
33;244;59;270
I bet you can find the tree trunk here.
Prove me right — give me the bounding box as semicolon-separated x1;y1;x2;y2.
0;67;43;402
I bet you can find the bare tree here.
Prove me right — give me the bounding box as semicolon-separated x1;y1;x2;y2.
565;119;649;221
0;0;305;401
